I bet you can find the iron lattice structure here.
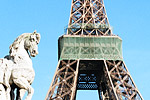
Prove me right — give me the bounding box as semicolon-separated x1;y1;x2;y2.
67;0;112;35
46;0;143;100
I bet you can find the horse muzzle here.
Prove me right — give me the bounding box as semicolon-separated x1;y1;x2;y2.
30;50;38;57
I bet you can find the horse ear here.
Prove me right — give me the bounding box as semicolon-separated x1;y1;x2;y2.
35;33;41;44
32;30;40;44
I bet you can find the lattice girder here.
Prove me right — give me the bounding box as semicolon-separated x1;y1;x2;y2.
105;60;143;100
46;60;79;100
67;0;112;35
46;59;143;100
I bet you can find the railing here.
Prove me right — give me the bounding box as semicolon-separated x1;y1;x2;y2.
64;23;113;34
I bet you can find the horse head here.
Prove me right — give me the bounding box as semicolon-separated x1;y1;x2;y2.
9;31;41;59
24;31;41;57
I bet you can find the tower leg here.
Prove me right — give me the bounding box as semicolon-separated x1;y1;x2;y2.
104;60;143;100
46;60;143;100
70;60;79;100
45;60;79;100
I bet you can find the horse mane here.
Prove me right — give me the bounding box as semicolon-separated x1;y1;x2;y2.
9;33;31;49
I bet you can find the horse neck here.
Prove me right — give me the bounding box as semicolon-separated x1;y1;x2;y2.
16;40;29;56
11;40;33;68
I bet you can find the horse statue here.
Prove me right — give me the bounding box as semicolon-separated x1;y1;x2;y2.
0;31;40;100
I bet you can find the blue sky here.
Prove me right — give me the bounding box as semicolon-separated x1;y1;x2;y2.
0;0;149;100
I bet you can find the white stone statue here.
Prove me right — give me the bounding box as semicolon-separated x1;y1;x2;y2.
0;31;40;100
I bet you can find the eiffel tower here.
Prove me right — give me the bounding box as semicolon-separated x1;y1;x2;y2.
45;0;143;100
